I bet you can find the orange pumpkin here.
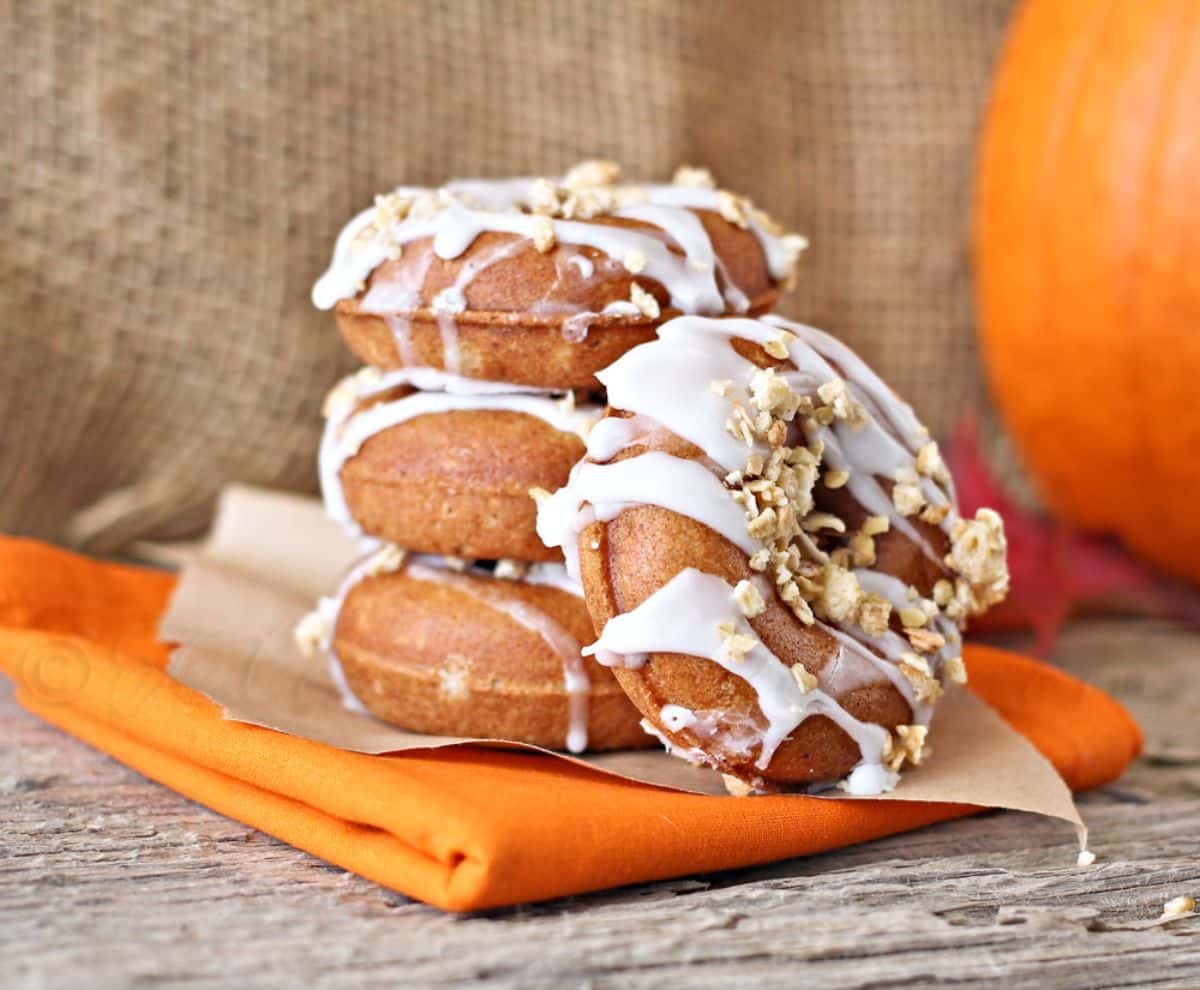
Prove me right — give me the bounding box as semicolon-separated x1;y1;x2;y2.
976;0;1200;583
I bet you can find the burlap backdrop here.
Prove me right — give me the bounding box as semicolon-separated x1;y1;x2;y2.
2;0;1016;553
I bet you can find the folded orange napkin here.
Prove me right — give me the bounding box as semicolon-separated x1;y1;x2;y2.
0;538;1141;911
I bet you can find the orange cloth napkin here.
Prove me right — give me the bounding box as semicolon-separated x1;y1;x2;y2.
0;538;1141;911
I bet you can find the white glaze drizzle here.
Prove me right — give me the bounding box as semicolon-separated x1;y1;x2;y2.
320;367;601;541
384;315;418;366
429;239;529;372
535;452;759;583
585;569;894;784
312;177;801;316
594;315;955;566
535;314;973;790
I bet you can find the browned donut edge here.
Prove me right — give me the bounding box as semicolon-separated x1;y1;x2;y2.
335;564;652;752
339;408;585;561
335;288;782;390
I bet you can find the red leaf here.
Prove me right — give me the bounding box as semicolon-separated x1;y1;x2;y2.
946;414;1200;654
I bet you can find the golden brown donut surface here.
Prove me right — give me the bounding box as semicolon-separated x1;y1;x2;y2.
537;315;1009;793
320;369;600;560
331;555;650;752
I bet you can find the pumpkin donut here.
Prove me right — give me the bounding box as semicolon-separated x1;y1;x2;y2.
320;367;601;561
536;315;1009;793
295;547;649;753
312;161;807;389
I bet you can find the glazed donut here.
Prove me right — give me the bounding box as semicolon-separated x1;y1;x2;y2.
320;367;600;561
537;315;1009;793
296;547;650;753
312;162;807;388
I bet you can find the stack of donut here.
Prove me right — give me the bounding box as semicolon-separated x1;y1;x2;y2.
296;161;807;756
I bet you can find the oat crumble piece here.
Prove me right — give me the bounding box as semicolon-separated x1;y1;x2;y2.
629;282;661;319
733;579;766;618
622;248;647;273
531;215;556;253
790;663;819;693
672;164;717;189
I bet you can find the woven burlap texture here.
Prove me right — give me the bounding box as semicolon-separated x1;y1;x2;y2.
2;0;1015;552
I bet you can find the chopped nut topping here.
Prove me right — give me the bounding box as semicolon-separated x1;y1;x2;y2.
672;165;717;189
715;190;749;228
916;441;946;480
943;655;968;684
819;565;862;624
898;651;944;704
898;606;928;628
528;177;560;215
362;544;407;578
823;469;849;489
629;282;661;319
563;159;622;189
733;579;766;618
717;619;757;663
920;502;951;525
623;247;647;273
895;724;929;765
857;593;892;637
932;579;954;607
441;555;469;573
945;508;1009;615
892;481;925;517
906;626;946;653
710;379;733;397
763;331;795;360
860;515;890;537
816;379;868;427
747;507;779;539
802;512;846;534
722;774;754;797
790;663;819;693
848;532;876;567
749;368;800;420
531;215;556;253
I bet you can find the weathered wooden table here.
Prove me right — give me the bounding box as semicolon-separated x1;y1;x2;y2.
3;616;1198;988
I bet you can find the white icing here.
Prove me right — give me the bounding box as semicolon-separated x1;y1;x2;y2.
384;315;417;366
842;763;900;796
535;452;758;583
312;178;799;315
522;562;585;597
429;240;529;373
316;546;408;714
566;253;595;279
585;569;892;783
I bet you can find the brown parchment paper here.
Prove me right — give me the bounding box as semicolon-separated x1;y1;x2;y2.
160;485;1085;841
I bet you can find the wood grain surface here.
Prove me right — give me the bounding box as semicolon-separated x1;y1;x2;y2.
3;617;1198;988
